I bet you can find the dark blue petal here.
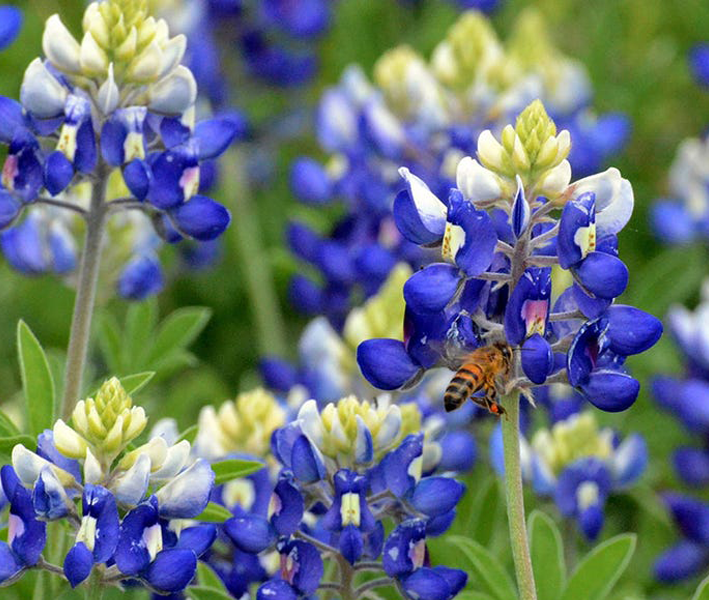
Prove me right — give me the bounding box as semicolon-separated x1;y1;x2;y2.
401;568;452;600
340;524;364;565
224;515;275;554
404;263;460;314
573;252;628;299
511;182;530;239
260;357;298;392
425;510;456;537
382;519;426;577
504;267;552;345
558;192;595;268
410;477;465;517
263;0;330;38
74;119;97;174
117;253;164;300
291;434;325;483
64;542;93;588
44;151;74;195
689;43;709;87
271;475;304;536
36;430;82;482
654;541;709;583
32;469;68;519
171;196;231;241
431;566;468;597
287;221;321;263
99;119;125;166
650;201;696;244
194;118;239;160
282;540;323;595
257;580;298;600
0;541;21;584
382;433;423;497
0;190;21;230
664;494;709;545
606;305;663;355
393;189;444;246
115;502;157;575
438;431;477;473
580;370;639;412
123;159;151;201
521;334;554;384
175;524;216;557
146;548;196;593
291;157;332;205
674;448;709;487
357;339;421;390
567;317;609;387
447;189;497;276
0;96;24;144
579;505;604;540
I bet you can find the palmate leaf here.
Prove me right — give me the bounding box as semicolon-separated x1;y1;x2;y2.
17;320;56;437
528;510;566;600
560;534;636;600
448;535;517;600
211;458;264;485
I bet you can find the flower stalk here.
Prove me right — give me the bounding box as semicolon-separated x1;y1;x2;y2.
501;392;537;600
61;165;109;420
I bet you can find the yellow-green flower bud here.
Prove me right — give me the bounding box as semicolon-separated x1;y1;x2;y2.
531;411;613;476
374;45;434;118
196;388;286;459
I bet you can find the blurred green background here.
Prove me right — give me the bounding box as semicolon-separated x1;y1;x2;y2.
0;1;708;596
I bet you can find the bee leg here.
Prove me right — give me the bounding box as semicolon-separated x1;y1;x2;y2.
485;389;507;418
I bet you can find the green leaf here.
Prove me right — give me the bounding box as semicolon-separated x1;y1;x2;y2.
0;409;20;437
146;307;212;368
692;574;709;600
196;563;228;592
448;536;517;600
177;424;199;443
560;534;636;600
456;593;496;600
17;320;56;436
187;587;233;600
528;510;565;600
193;501;233;522
98;313;124;374
119;372;155;395
124;298;157;368
212;458;264;485
468;475;504;546
0;434;37;456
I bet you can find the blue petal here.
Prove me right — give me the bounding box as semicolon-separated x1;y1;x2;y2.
0;541;21;584
673;448;709;487
0;6;21;51
612;434;648;487
63;542;93;588
403;263;460;314
146;548;197;593
446;190;498;276
689;43;709;87
0;96;24;144
357;339;421;390
558;192;595;268
175;524;216;557
431;566;468;597
271;475;304;536
606;305;663;355
654;541;709;583
123;159;151;201
382;434;423;497
116;502;158;576
521;334;554;385
36;430;82;482
573;252;628;299
290;157;332;205
504;267;552;345
438;431;477;473
0;190;21;230
224;515;275;553
340;524;364;565
193;118;240;160
291;434;326;483
425;510;457;537
287;221;321;263
664;493;709;545
257;580;298;600
650;201;696;244
44;151;74;195
155;459;215;519
579;505;604;540
382;519;426;577
32;468;68;520
396;168;448;242
260;357;298;392
171;196;231;241
580;370;640;412
117;253;164;300
263;0;330;38
401;567;453;600
511;180;530;239
280;539;324;595
410;477;465;517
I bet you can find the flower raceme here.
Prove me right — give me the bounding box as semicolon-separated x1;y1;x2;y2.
0;0;239;299
0;378;216;593
357;99;662;414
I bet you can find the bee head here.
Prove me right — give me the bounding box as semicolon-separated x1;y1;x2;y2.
496;342;513;362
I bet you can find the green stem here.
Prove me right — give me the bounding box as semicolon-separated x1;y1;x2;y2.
84;569;104;600
61;169;109;420
224;149;287;357
501;393;537;600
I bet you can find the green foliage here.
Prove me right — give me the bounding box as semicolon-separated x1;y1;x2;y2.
211;458;264;485
560;534;637;600
193;501;233;523
529;510;566;600
98;299;211;381
448;536;518;600
692;575;709;600
17;320;56;437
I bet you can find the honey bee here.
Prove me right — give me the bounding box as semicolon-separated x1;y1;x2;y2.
444;342;514;416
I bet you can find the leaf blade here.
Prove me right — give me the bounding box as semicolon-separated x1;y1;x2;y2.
448;535;518;600
212;459;264;486
528;510;565;600
17;321;56;436
193;501;233;523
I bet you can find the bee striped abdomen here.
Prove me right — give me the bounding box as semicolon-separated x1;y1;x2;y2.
444;364;484;412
